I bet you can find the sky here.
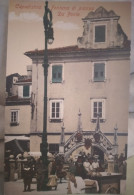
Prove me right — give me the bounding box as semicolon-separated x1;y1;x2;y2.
6;0;131;76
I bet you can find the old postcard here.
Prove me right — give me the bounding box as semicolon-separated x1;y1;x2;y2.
4;0;131;194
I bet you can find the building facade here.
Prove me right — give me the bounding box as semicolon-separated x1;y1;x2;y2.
25;7;130;159
5;66;32;155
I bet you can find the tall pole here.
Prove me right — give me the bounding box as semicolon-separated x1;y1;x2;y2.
40;1;54;191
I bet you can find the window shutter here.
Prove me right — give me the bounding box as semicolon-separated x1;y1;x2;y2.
52;65;62;83
23;85;29;97
94;63;105;82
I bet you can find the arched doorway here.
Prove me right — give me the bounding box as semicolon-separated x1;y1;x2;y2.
64;130;113;160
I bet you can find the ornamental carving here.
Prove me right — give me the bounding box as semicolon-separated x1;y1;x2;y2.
85;138;92;149
75;132;83;142
94;133;101;143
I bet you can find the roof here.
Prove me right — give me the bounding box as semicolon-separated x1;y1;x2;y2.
6;73;20;78
5;136;30;143
16;78;32;84
6;96;30;106
25;42;130;56
24;45;85;56
16;75;32;83
6;74;32;84
6;95;30;101
24;43;130;62
83;6;119;20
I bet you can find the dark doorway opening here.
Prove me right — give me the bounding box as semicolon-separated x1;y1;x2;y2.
92;146;104;163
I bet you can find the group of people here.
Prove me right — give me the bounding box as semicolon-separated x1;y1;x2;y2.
22;154;67;192
67;156;100;194
67;152;127;194
68;153;103;180
21;151;127;192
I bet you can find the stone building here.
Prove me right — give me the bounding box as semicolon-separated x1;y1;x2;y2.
25;7;130;160
5;66;32;156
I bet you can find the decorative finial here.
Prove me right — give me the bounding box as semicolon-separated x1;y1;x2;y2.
62;122;64;127
95;113;100;132
77;109;82;132
113;124;118;145
43;1;52;29
60;122;65;145
114;124;118;131
59;122;65;154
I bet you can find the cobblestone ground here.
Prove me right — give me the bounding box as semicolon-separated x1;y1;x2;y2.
4;178;69;195
4;178;126;195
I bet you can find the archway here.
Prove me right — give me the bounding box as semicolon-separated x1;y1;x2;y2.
64;130;113;160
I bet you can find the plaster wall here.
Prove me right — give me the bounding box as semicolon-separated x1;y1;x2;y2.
10;84;18;96
80;18;123;49
31;59;129;134
5;105;31;134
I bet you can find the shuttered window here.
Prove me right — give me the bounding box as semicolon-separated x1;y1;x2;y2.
52;65;62;83
23;85;30;97
94;63;105;82
95;25;106;42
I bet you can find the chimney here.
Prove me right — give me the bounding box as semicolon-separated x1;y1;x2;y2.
27;65;32;77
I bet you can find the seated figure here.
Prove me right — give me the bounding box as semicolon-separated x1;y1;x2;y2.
83;158;93;173
67;174;85;194
67;173;99;194
92;159;99;171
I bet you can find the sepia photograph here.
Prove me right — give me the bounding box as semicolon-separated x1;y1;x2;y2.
1;0;133;194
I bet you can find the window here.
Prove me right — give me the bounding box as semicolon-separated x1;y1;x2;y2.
50;99;63;122
52;65;62;83
91;99;105;122
10;110;19;126
23;85;30;97
49;144;59;154
13;77;18;84
94;62;105;82
95;25;106;43
93;101;102;118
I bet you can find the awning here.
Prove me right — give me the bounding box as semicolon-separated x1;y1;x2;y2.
5;136;30;156
5;136;30;143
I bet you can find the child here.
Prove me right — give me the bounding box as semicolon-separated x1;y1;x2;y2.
22;163;32;192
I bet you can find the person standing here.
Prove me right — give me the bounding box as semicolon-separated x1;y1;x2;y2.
22;162;32;192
